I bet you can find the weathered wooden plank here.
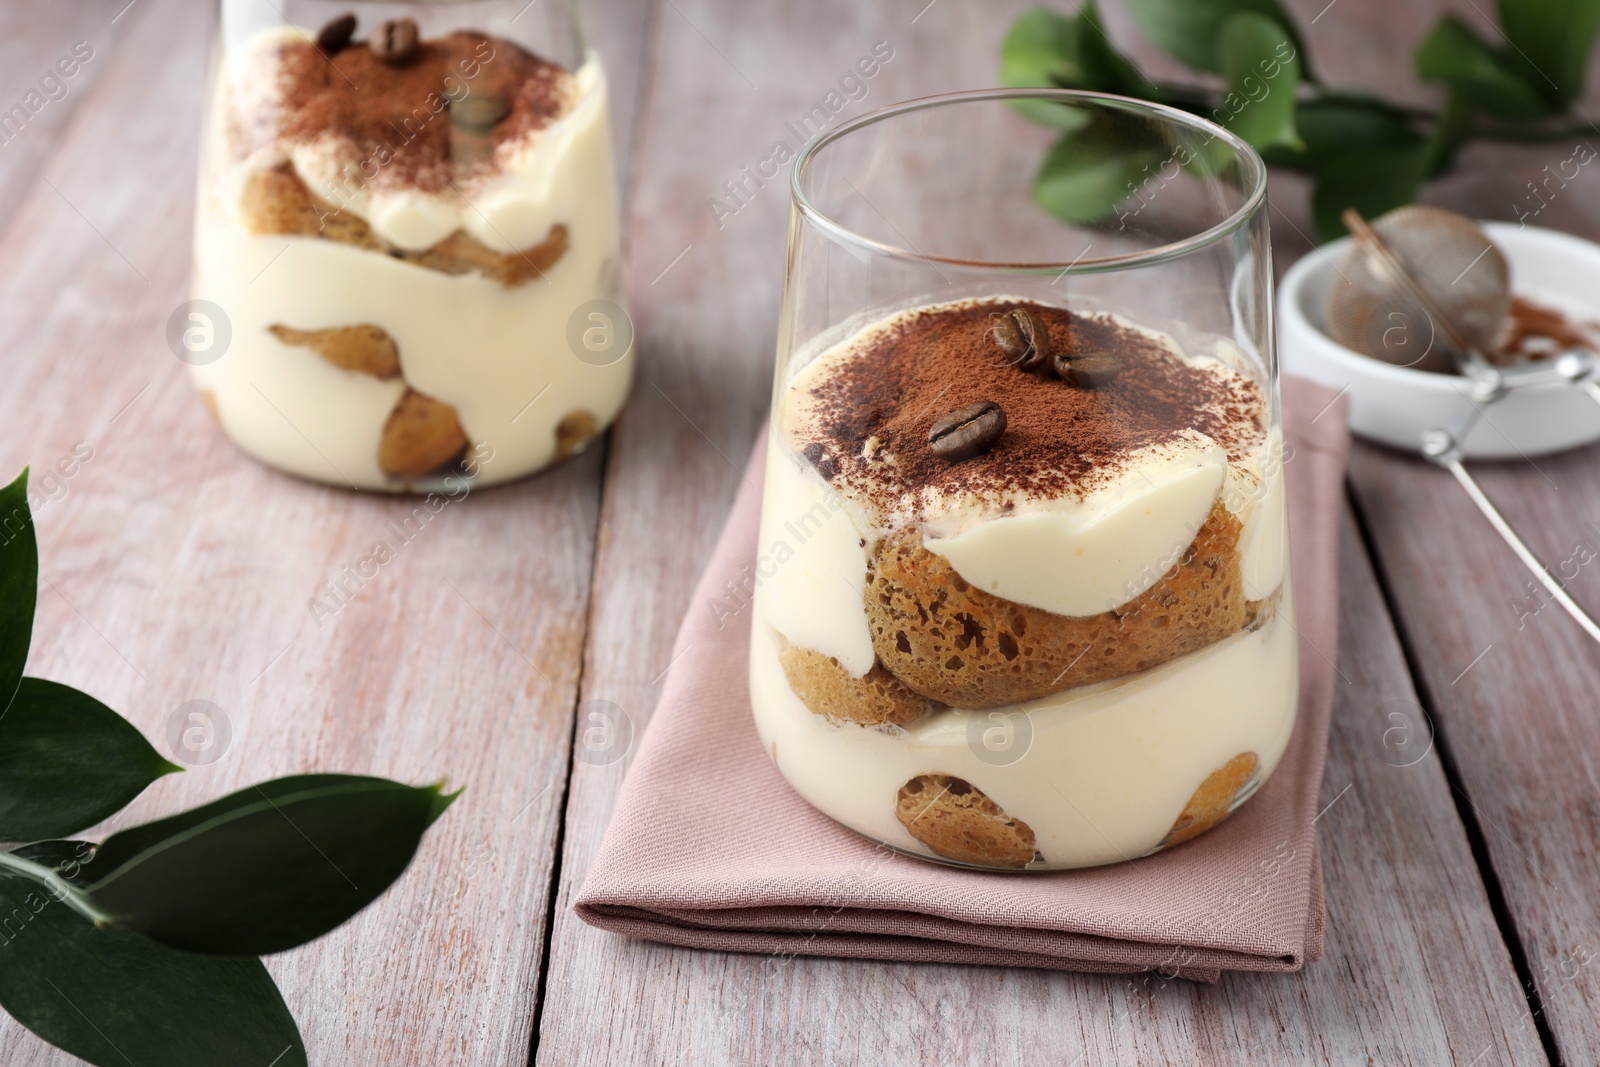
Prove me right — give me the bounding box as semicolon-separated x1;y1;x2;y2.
1350;435;1600;1066
0;0;647;1062
538;0;899;1057
1288;0;1600;1061
537;0;1542;1062
0;2;122;228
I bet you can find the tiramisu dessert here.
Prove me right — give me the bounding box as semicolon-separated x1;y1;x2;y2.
188;13;630;489
750;298;1298;870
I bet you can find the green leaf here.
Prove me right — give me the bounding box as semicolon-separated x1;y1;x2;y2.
81;774;456;955
1217;12;1303;151
1497;0;1600;108
1075;0;1156;97
1423;89;1475;177
9;839;95;870
1278;97;1422;170
1125;0;1313;80
1032;114;1169;226
1310;144;1431;242
0;678;180;840
1001;9;1093;128
0;469;36;715
1001;5;1154;128
0;842;306;1067
1415;16;1553;120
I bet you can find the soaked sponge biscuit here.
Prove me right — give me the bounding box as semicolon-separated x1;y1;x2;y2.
197;389;222;426
555;410;600;460
775;632;936;726
895;773;1037;868
379;388;469;478
1161;752;1260;848
864;501;1248;708
269;323;401;378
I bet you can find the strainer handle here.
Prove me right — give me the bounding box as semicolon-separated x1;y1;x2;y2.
1551;350;1600;411
1421;431;1600;646
1581;379;1600;411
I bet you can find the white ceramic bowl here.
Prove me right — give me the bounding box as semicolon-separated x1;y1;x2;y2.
1278;221;1600;458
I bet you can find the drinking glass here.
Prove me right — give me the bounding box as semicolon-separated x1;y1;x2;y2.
750;89;1294;871
183;0;631;491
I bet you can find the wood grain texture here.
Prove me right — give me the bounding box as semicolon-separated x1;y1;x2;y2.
0;0;644;1063
538;0;894;1055
536;0;1548;1063
0;2;123;228
1281;0;1600;1062
1350;439;1600;1067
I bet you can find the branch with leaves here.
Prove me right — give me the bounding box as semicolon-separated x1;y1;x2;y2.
1002;0;1600;240
0;470;455;1066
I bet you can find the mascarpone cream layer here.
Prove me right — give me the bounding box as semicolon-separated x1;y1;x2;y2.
749;585;1300;869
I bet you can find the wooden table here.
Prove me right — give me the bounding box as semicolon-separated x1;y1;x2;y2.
1;0;1596;1063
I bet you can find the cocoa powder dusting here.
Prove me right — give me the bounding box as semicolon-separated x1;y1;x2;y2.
238;31;571;193
795;301;1265;510
1492;295;1598;365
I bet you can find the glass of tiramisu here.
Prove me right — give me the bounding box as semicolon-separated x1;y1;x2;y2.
753;90;1294;870
186;0;630;490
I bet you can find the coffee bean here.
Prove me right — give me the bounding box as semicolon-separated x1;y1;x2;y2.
929;400;1006;461
990;314;1025;363
451;93;512;131
315;13;357;54
371;18;420;65
1012;308;1052;368
990;307;1050;369
1054;350;1122;388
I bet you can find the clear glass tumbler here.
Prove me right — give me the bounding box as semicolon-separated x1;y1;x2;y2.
184;0;631;491
750;90;1296;871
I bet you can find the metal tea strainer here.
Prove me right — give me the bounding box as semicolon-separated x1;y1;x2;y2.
1328;205;1511;374
1327;205;1600;644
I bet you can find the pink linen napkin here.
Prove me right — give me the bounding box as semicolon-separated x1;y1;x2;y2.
575;376;1350;981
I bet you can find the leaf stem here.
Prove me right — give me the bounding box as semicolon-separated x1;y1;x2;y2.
0;850;114;925
1143;78;1600;144
1473;118;1600;143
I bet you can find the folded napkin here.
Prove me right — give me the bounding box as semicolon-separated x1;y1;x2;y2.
576;376;1350;981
